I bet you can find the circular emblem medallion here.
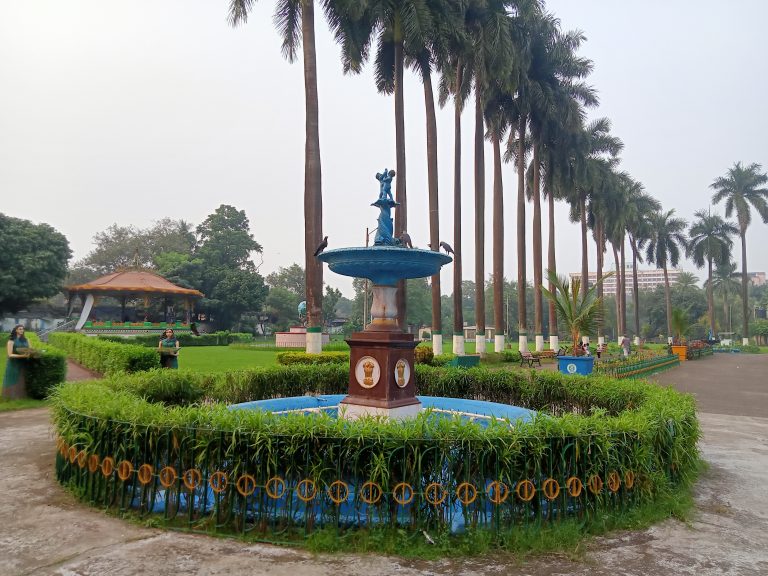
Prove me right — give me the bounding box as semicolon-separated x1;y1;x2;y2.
566;362;577;374
394;359;411;388
355;356;381;389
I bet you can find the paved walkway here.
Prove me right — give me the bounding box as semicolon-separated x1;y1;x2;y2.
0;354;766;575
65;359;101;382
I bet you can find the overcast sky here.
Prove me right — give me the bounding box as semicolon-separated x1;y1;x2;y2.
1;0;766;299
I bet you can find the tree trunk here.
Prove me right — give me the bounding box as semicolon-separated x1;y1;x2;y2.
452;63;464;340
474;88;485;355
302;0;323;352
740;231;749;343
492;131;504;351
423;69;441;341
393;18;407;330
613;243;621;338
706;256;713;336
664;266;672;340
532;142;543;350
630;237;641;337
620;235;627;336
547;189;557;344
595;218;604;338
580;196;588;298
517;115;527;346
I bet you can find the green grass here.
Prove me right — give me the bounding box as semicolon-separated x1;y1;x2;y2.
177;347;281;372
0;397;48;412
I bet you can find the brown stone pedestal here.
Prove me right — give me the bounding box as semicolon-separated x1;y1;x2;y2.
341;331;420;419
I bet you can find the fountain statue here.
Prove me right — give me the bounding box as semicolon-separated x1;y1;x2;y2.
317;169;452;419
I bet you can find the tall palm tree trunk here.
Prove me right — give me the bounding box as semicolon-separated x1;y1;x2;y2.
547;191;558;349
595;219;604;341
620;236;627;337
393;19;407;330
663;266;672;340
452;63;464;354
517;115;527;349
740;231;749;344
706;256;714;336
630;237;641;341
580;197;588;299
532;143;543;351
302;0;323;353
492;132;504;352
612;243;621;340
423;70;441;352
474;91;485;356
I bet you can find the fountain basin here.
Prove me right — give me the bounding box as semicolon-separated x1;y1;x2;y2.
317;246;451;286
231;395;536;427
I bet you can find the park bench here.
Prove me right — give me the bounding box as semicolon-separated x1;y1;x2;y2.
520;350;542;368
536;350;557;359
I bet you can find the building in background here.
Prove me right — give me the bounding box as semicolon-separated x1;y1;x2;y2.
569;267;683;296
747;272;766;286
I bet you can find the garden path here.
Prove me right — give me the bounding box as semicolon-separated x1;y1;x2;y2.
0;354;766;575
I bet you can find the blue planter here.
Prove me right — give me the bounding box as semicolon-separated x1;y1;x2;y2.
557;355;595;376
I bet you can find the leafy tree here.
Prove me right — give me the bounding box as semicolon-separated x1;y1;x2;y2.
322;285;342;326
210;269;268;329
710;162;768;343
0;214;72;314
687;210;737;336
265;286;301;331
266;264;306;298
76;219;195;276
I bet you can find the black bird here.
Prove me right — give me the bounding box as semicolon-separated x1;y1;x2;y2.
439;241;454;255
399;232;413;249
313;236;328;257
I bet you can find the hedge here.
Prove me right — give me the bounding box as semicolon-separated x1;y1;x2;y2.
49;333;159;375
22;334;67;399
276;351;350;366
97;331;253;347
52;364;699;547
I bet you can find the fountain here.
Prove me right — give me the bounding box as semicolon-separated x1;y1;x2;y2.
315;168;451;419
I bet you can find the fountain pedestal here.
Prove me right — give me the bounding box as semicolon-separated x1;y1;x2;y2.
341;331;421;420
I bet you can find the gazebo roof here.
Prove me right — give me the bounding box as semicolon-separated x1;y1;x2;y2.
66;270;203;298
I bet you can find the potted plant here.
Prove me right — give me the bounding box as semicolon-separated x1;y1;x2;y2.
542;270;611;375
670;308;691;362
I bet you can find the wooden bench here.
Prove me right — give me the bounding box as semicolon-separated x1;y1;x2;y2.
519;350;542;368
536;349;557;359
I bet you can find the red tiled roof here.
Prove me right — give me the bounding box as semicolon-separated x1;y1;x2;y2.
66;270;203;297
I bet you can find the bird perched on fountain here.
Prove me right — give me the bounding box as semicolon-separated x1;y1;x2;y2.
439;241;454;255
313;236;328;257
398;232;413;249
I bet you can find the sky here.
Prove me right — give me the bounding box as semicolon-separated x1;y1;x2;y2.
1;0;767;299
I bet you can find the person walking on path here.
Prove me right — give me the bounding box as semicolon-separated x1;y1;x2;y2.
3;325;30;399
158;328;180;369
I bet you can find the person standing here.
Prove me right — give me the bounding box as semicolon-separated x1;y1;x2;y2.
3;325;30;399
158;328;180;369
621;336;631;358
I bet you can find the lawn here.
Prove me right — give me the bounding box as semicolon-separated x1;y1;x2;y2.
178;346;281;372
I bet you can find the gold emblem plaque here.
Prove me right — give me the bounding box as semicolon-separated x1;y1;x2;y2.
355;356;381;389
394;359;410;388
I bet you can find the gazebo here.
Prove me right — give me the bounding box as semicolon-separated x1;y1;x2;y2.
66;270;203;334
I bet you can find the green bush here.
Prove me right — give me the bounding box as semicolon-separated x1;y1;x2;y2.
739;344;762;353
276;351;350;366
413;345;434;365
502;350;521;363
431;354;453;366
22;334;67;399
97;331;253;347
50;333;159;375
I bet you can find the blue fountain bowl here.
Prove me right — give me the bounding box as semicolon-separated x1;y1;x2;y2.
317;246;452;286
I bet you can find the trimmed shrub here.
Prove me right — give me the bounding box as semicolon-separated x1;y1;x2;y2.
431;353;453;366
50;333;159;375
502;350;521;363
413;345;434;365
97;331;253;347
276;351;350;366
22;334;67;399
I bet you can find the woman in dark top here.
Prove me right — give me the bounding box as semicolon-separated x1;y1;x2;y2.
3;325;30;399
158;328;180;369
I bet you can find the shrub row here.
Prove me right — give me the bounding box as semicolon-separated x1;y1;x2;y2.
276;351;350;366
97;331;253;347
49;333;159;375
22;334;68;399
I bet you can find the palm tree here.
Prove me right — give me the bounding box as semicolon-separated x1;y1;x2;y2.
686;210;738;337
228;0;324;352
625;189;660;341
710;162;768;345
708;261;740;333
644;209;688;341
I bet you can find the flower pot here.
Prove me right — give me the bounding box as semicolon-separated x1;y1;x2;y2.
557;355;595;376
671;345;688;362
